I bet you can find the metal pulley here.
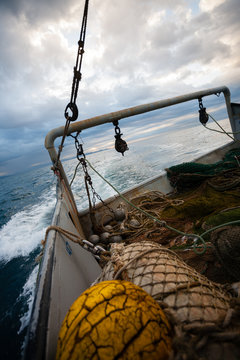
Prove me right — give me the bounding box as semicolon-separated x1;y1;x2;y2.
113;120;129;156
198;98;209;125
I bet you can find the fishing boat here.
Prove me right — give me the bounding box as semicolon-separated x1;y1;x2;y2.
23;2;240;359
23;85;240;360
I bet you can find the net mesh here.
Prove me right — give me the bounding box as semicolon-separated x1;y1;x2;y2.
211;226;240;280
93;148;240;358
95;241;231;326
166;148;240;190
95;241;240;359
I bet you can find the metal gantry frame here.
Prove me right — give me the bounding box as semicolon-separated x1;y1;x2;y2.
45;86;235;204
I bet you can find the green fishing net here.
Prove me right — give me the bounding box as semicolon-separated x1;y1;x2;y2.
166;148;240;190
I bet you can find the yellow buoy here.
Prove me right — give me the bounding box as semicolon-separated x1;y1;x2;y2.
56;280;172;360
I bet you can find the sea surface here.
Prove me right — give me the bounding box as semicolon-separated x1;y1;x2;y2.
0;118;231;359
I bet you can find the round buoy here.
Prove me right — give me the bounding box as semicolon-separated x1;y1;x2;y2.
109;235;122;243
104;224;113;232
89;234;100;245
56;280;172;360
114;208;125;222
100;232;111;244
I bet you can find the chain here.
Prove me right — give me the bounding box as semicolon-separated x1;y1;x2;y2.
198;97;203;110
65;0;89;122
70;133;114;216
54;0;89;169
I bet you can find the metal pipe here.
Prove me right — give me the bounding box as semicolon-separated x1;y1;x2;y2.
45;85;231;151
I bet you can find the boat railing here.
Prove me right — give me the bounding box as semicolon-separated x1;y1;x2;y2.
45;85;236;203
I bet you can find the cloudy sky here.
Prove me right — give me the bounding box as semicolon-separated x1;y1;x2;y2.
0;0;239;176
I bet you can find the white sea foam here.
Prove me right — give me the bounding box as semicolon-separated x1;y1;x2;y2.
0;187;56;263
18;265;39;334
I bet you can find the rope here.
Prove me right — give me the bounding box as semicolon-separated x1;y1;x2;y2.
44;225;84;245
207;171;240;191
55;0;89;166
204;113;240;144
85;159;208;255
169;298;240;360
201;220;240;237
85;159;240;255
43;225;112;265
70;159;81;186
106;191;185;242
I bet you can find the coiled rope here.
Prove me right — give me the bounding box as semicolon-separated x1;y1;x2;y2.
85;160;207;254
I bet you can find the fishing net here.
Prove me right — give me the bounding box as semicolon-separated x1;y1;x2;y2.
173;245;237;285
96;241;231;326
166;148;240;191
99;161;240;284
106;180;240;249
95;241;240;360
211;226;240;281
93;148;240;359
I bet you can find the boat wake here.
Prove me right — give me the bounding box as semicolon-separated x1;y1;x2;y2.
18;265;39;334
0;188;56;264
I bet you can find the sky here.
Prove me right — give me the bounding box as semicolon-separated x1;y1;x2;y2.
0;0;239;176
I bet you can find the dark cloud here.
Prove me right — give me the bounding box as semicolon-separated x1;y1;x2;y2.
0;0;23;15
0;0;81;24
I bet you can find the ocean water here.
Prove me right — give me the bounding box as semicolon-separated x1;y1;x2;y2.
0;118;231;359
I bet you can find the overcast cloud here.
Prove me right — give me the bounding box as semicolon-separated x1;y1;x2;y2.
0;0;239;176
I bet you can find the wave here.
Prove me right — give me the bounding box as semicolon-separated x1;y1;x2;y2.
0;187;56;264
18;265;39;334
